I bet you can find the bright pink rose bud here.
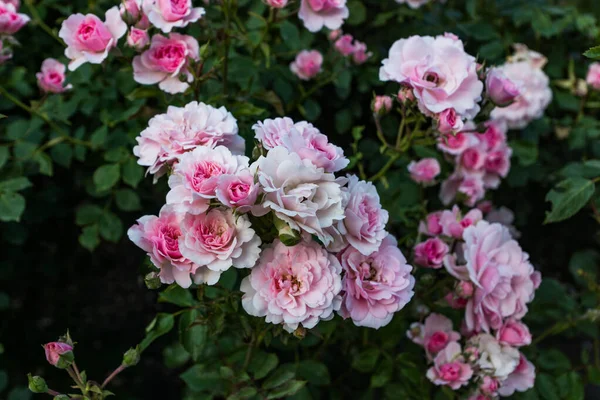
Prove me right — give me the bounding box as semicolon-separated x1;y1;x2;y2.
407;158;441;184
44;342;74;367
496;320;532;347
328;28;341;41
352;40;371;64
265;0;288;8
437;108;464;134
127;27;149;49
334;34;354;56
0;1;29;35
480;376;499;396
587;63;600;90
373;95;392;115
486;68;520;106
414;238;449;269
455;281;474;298
36;58;72;94
290;49;322;81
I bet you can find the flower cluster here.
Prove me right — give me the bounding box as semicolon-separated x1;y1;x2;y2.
409;207;540;397
0;0;30;63
331;30;371;64
129;102;415;333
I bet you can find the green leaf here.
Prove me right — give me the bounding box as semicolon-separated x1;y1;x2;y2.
536;373;560;400
115;189;141;211
179;310;208;362
296;360;330;386
538;349;571;372
227;387;258;400
352;348;380;373
0;177;32;192
90;125;108;148
123;158;144;188
163;342;190;369
511;140;538;166
347;0;366;25
545;178;595;223
50;143;73;168
584;45;600;59
262;365;296;389
569;249;599;286
279;20;300;50
7;387;31;400
249;352;278;380
266;380;306;399
159;285;195;307
371;358;393;388
93;164;121;192
76;204;103;225
34;153;53;176
0;192;25;222
0;147;9;170
99;211;123;243
78;224;100;251
0;292;8;310
139;313;175;352
180;365;222;393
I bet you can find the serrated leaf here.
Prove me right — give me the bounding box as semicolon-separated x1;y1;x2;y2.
545;178;595;223
262;365;296;389
249;352;278;380
123;158;144;188
296;360;330;386
99;211;123;242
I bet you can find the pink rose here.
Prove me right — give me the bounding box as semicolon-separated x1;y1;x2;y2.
440;171;486;207
59;7;126;71
496;320;531;347
179;208;261;284
127;206;199;287
328;28;342;41
437;108;464;134
414;238;449;268
439;206;483;239
134;101;243;178
437;132;475;155
407;158;441;184
334;34;354;56
484;147;511;177
426;342;473;389
252;117;294;150
460;147;486;171
167;145;249;214
456;280;474;298
497;353;536;396
419;211;443;236
127;27;149;49
380;35;483;119
215;169;260;212
241;239;342;332
142;0;205;33
0;1;29;35
132;33;199;94
36;58;72;94
266;0;288;8
44;342;73;367
586;62;600;90
339;235;415;329
478;120;507;151
444;292;468;309
373;95;393;114
298;0;349;33
409;313;460;357
120;0;143;23
4;0;19;9
480;376;499;396
486;68;520;106
290;49;323;80
352;41;371;64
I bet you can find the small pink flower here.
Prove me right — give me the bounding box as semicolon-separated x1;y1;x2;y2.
334;34;354;56
397;86;415;103
328;28;341;41
352;40;371;64
439;205;483;239
437;132;474;155
484;148;511;177
407;158;440;184
437;108;464;134
142;0;205;33
444;291;468;309
586;62;600;90
127;27;149;49
414;238;449;269
409;313;461;357
265;0;288;7
395;0;430;8
339;235;415;329
460;147;486;171
497;353;536;396
290;49;323;80
120;0;143;23
36;58;72;94
215;169;260;212
496;320;531;347
44;342;73;367
241;239;342;332
252;117;294;150
478;120;507;151
440;171;486;207
0;1;29;35
480;376;499;396
298;0;349;33
373;95;393;114
486;68;520;106
426;342;473;389
419;211;443;236
456;281;474;298
59;7;127;71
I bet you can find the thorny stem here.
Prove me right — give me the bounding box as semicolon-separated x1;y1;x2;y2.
101;364;126;389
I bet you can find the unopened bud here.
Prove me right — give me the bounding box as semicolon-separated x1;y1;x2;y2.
372;95;393;115
28;374;48;393
293;326;306;339
273;216;301;246
144;271;162;289
43;342;74;369
397;86;414;103
122;346;141;367
456;281;474;298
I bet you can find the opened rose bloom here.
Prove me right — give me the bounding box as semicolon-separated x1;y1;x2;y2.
133;101;243;178
127;27;149;49
132;33;199;94
470;333;520;380
339;235;415;329
298;0;349;33
142;0;205;33
241;239;342;332
179;208;261;284
127;205;199;288
496;319;532;347
426;342;473;389
408;158;440;184
252;117;295;150
0;0;29;35
408;313;460;358
215;168;260;212
36;58;72;93
414;237;449;268
290;49;323;80
497;353;536;396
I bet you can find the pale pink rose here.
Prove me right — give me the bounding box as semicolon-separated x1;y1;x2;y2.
127;27;149;49
461;221;540;333
142;0;205;33
241;239;342;332
407;158;440;184
36;58;72;94
496;320;531;347
298;0;348;32
167;145;249;214
486;68;520;106
409;313;460;357
395;0;430;8
252;117;294;150
44;342;73;367
0;1;29;35
418;211;443;236
480;376;500;396
290;49;323;80
586;62;600;90
328;28;341;41
439;206;483;239
468;394;491;400
373;95;393;114
215;169;260;212
0;39;12;64
484;147;511;177
471;333;520;379
437;108;464;134
490;46;552;129
133;101;243;178
336;174;388;256
497;353;535;396
339;235;415;329
460;146;486;171
414;237;449;268
132;33;199;94
127;205;199;287
479;120;507;151
437;132;475;155
426;342;473;389
444;32;458;41
256;147;344;244
266;0;288;8
179;208;261;284
380;35;483;119
334;34;354;56
440;171;486;206
59;7;126;71
352;40;371;64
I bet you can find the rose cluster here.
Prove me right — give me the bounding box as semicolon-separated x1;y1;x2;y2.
409;206;541;397
0;0;30;64
129;101;416;333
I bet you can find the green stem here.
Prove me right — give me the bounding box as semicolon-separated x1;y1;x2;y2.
67;366;86;394
373;113;391;148
368;153;400;182
24;0;64;45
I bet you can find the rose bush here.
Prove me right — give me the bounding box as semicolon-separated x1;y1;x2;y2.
1;0;600;399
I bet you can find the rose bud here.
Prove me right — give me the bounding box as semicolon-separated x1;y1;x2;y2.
407;158;441;185
455;281;474;298
486;68;520;106
437;108;464;134
265;0;288;8
27;374;48;393
413;238;448;268
44;342;74;368
496;320;532;347
123;346;141;366
372;95;393;115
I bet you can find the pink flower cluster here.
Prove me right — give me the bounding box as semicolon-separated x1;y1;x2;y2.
130;103;415;332
409;210;540;397
332;32;371;64
0;0;30;63
438;121;512;206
